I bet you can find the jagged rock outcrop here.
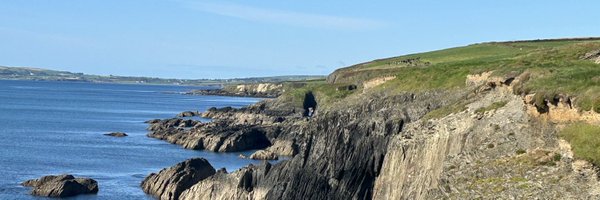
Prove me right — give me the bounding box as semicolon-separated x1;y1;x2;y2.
147;118;273;152
201;103;297;125
22;174;98;197
179;163;273;200
147;101;300;153
142;158;216;200
249;150;278;160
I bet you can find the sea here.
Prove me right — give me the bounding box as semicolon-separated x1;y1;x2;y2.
0;80;265;199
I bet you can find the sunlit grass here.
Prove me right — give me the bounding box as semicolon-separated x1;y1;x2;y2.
283;39;600;113
559;123;600;166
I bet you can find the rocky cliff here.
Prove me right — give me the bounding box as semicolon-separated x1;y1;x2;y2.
145;82;600;199
143;38;600;199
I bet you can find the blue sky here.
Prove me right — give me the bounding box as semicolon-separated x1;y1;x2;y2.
1;1;599;79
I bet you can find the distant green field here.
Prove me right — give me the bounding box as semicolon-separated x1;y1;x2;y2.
0;66;325;86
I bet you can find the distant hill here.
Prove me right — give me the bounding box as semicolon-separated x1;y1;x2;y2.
0;66;325;86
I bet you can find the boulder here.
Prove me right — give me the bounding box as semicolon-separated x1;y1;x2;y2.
141;158;216;200
249;150;278;160
21;174;98;198
103;132;128;137
177;111;199;117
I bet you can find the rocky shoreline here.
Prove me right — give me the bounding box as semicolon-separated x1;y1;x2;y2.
185;89;279;98
140;70;600;199
145;101;300;154
141;85;421;199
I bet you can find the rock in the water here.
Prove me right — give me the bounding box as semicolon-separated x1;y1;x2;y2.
103;132;128;137
177;111;199;117
249;150;279;160
141;158;216;200
145;119;161;124
21;174;98;198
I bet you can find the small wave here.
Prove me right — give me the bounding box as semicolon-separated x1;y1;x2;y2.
9;86;43;90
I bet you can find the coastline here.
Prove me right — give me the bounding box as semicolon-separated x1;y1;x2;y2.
0;80;265;199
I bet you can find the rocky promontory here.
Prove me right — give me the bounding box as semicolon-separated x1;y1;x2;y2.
145;101;302;154
22;174;98;198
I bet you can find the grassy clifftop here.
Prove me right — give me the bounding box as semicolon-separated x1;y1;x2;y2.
286;38;600;113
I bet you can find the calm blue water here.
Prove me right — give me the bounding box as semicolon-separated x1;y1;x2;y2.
0;80;264;200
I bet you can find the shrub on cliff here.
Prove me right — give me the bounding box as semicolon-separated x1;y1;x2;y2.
559;122;600;166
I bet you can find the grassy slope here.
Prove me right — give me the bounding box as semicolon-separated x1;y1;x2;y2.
285;38;600;112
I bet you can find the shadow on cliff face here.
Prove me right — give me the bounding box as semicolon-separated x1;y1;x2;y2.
303;92;318;117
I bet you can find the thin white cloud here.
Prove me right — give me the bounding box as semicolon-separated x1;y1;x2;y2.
181;1;387;30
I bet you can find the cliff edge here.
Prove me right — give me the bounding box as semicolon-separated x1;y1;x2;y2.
144;38;600;199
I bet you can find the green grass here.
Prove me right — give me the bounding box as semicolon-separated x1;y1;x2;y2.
475;101;508;114
279;80;357;108
334;39;600;112
422;100;470;120
277;38;600;114
559;122;600;166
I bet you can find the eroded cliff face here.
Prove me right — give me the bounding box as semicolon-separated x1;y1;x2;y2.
373;80;600;199
145;89;461;200
144;73;600;200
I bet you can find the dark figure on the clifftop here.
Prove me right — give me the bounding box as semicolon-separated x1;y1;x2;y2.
303;91;317;117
